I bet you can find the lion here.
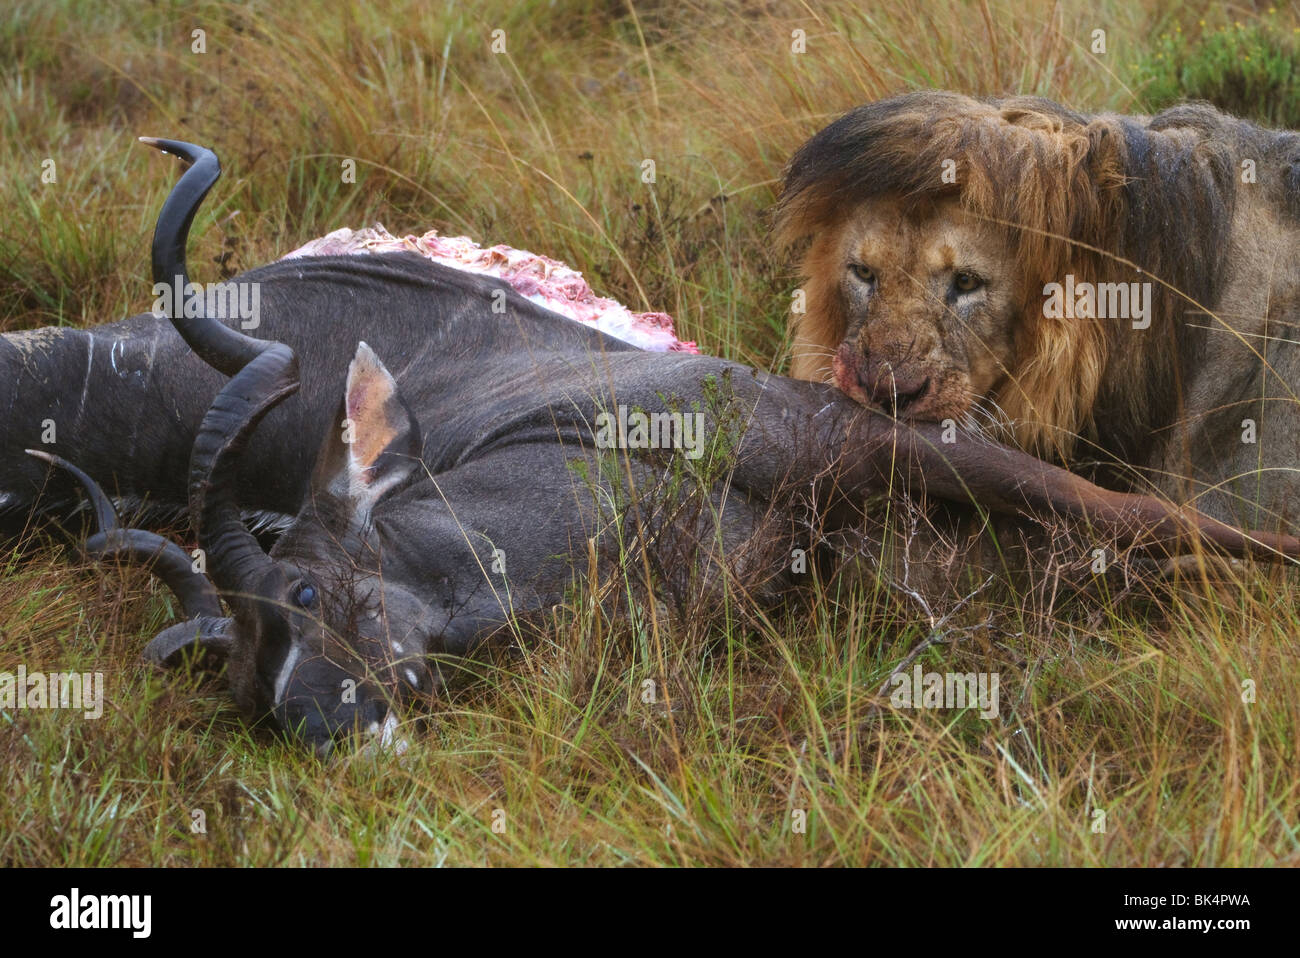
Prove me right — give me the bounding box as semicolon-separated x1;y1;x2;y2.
778;91;1300;529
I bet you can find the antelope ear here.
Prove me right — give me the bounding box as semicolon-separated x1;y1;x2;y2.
313;342;422;512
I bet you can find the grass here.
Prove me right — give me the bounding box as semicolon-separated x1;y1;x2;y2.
1134;10;1300;129
2;0;1299;866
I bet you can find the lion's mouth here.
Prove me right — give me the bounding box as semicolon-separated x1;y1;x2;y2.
878;377;930;416
832;347;936;419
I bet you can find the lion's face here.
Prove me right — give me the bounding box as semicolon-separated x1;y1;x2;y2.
818;195;1020;426
781;93;1267;470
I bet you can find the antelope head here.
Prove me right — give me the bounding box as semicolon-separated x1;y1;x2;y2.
107;140;489;753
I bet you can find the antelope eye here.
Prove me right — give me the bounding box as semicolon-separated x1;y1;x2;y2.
953;271;983;293
294;583;317;608
848;263;876;285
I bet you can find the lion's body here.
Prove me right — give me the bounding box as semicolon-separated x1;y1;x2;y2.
780;92;1300;529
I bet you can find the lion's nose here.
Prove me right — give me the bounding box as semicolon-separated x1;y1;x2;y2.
859;361;930;416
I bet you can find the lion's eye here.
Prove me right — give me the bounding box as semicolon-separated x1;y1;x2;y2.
848;263;876;285
953;271;983;293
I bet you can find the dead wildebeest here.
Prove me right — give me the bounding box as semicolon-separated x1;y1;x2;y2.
5;140;1298;754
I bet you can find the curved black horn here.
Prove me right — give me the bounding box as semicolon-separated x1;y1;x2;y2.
139;137;264;376
188;344;299;599
141;137;300;603
24;449;223;618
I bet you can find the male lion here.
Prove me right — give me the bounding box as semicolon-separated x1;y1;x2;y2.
779;91;1300;529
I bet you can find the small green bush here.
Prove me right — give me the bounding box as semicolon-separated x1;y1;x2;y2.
1134;17;1300;128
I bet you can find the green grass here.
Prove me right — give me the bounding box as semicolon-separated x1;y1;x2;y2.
1133;11;1300;128
2;0;1299;866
